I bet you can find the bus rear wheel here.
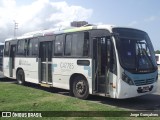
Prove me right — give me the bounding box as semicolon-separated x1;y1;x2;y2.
73;77;89;99
17;69;25;85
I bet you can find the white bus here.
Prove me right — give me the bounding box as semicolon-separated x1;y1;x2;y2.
155;54;160;65
0;42;5;78
3;25;158;99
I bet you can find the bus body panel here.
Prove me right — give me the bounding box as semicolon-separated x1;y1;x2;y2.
15;57;39;84
108;72;117;98
3;57;10;77
0;71;4;78
155;54;160;65
52;75;70;90
52;58;92;94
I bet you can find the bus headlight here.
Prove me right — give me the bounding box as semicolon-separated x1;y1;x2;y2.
122;73;134;85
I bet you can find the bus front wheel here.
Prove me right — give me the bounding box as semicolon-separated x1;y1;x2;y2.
73;77;89;99
17;69;25;85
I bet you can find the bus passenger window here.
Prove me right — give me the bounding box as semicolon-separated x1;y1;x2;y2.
70;32;89;57
72;33;84;57
17;39;28;56
54;35;64;56
28;38;38;57
65;35;72;56
83;32;89;56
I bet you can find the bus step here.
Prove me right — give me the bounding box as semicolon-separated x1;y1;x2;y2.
98;75;105;84
94;92;110;97
98;84;106;92
40;83;52;88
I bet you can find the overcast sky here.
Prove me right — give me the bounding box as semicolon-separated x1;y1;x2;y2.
0;0;160;50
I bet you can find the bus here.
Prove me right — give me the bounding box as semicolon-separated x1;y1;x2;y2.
0;42;4;78
3;24;158;99
155;54;160;65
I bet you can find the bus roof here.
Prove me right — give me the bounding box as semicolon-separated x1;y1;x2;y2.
155;54;160;56
0;42;4;45
5;24;143;41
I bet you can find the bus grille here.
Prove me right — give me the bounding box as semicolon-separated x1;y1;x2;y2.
134;78;155;86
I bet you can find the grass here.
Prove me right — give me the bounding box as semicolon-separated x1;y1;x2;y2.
0;81;159;120
0;82;116;111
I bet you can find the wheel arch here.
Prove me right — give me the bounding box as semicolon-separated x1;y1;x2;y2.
16;67;24;78
69;73;89;96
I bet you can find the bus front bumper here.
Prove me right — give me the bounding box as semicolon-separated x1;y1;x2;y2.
117;82;157;99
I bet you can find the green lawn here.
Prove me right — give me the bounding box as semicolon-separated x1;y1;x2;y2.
0;81;159;120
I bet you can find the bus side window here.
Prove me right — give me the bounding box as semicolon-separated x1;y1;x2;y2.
64;32;89;57
54;35;64;56
71;33;81;56
65;34;72;56
17;39;27;56
83;32;89;56
4;42;10;57
28;38;38;57
63;32;90;57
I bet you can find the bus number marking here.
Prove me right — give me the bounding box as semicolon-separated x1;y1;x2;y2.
19;60;31;66
60;62;74;70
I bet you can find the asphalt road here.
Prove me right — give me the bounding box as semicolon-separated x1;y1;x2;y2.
0;75;160;110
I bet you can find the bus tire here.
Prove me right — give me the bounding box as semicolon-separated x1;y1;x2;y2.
73;77;89;99
17;69;25;85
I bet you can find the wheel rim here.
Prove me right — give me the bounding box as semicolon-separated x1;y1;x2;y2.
76;80;86;95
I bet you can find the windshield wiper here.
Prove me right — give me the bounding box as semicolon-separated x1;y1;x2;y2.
142;49;155;71
136;44;141;72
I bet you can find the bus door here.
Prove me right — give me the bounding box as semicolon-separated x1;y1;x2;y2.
39;41;52;84
9;45;16;77
92;36;111;96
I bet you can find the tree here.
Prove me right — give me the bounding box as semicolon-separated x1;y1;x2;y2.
155;50;160;54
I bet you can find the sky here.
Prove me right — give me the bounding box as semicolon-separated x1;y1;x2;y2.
0;0;160;50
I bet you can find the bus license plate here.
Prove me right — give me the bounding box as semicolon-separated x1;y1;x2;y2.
142;86;149;92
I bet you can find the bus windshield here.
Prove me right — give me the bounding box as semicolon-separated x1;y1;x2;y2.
113;28;157;73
